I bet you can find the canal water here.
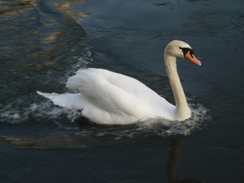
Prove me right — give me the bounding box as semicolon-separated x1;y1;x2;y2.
0;0;244;182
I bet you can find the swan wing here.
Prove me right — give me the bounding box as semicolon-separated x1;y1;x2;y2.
71;68;160;99
37;68;175;124
65;68;157;123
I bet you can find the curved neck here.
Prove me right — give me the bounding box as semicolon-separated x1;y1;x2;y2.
164;54;191;120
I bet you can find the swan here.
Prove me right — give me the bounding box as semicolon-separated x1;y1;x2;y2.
37;40;202;125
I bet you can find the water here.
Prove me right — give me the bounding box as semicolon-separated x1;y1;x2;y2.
1;0;244;182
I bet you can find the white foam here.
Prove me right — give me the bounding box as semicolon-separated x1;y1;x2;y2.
0;90;210;137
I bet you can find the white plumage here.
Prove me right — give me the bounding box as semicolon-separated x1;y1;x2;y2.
37;40;202;125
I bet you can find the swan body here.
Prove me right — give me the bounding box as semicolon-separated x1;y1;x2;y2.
37;40;202;125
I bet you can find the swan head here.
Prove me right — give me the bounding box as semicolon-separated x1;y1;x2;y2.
165;40;202;66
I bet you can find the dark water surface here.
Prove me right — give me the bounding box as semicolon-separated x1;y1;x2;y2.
1;0;244;182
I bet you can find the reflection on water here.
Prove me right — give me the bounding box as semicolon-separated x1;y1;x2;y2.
0;131;202;182
0;0;93;123
167;137;203;183
167;137;184;183
52;0;91;9
52;0;93;22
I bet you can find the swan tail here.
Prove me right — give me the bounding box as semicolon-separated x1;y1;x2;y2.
37;91;60;100
36;90;125;124
36;91;84;110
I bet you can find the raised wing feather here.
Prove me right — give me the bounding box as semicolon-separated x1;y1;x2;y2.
66;68;154;117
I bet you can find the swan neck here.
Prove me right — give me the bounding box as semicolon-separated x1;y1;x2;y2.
164;54;191;120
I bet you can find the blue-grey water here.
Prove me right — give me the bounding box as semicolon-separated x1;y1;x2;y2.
0;0;244;182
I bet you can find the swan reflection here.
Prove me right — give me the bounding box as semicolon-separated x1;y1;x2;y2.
167;136;202;183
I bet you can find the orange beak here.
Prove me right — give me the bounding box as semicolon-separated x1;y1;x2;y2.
184;51;202;66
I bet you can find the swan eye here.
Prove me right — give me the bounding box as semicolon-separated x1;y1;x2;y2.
179;47;194;58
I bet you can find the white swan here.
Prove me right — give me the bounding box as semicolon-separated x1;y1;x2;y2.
37;40;202;125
